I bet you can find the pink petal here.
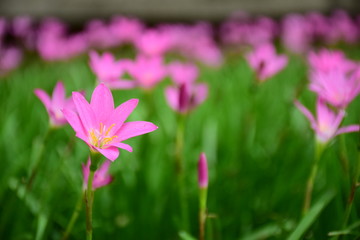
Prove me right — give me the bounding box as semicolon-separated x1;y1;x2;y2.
95;146;120;161
106;79;136;89
52;81;66;109
193;83;208;106
95;159;111;177
90;83;114;123
117;121;158;141
62;108;87;137
34;89;51;110
294;100;317;130
107;98;139;134
165;86;179;111
72;92;97;131
110;142;133;152
336;125;360;135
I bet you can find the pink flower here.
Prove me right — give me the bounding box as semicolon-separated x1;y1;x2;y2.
127;55;167;89
167;61;198;85
135;29;172;56
246;43;288;82
165;82;208;114
198;153;208;188
34;81;75;127
295;99;359;144
0;46;22;76
109;16;144;44
308;49;357;73
281;14;312;54
82;158;113;190
309;69;360;109
89;51;134;89
63;83;158;161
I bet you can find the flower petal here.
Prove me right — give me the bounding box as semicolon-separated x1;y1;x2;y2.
34;89;51;110
110;142;133;152
193;83;208;106
336;125;360;135
72;91;96;131
95;146;120;161
90;83;114;123
62;108;87;137
117;121;158;141
294;100;317;130
52;81;65;109
107;98;139;134
165;86;179;111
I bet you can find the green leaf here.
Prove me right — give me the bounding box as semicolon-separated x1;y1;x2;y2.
287;190;336;240
179;231;197;240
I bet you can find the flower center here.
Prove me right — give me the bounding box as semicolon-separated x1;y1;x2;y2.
89;123;117;148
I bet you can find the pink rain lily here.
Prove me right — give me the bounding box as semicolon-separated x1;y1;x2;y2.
198;153;208;188
0;46;22;76
135;29;172;56
308;49;357;73
165;82;208;114
127;55;167;89
34;81;75;127
82;158;113;190
63;83;158;161
89;51;134;89
309;69;360;109
246;43;288;82
167;61;198;85
295;99;359;144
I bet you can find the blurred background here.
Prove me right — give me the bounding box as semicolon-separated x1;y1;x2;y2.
1;0;360;240
0;0;359;22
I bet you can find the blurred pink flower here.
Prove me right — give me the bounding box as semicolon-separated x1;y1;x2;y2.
135;29;172;56
127;55;167;89
308;49;357;73
246;43;288;81
82;158;113;190
281;14;312;54
295;99;359;143
165;82;208;114
198;153;208;188
34;81;75;127
89;51;134;89
0;46;22;76
85;19;118;49
167;61;198;85
63;83;158;161
309;69;360;109
109;16;144;44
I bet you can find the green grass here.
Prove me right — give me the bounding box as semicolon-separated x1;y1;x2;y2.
1;46;360;240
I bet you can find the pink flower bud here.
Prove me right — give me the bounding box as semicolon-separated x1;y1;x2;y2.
198;153;208;188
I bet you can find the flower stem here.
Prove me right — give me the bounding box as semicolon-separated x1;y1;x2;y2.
175;114;189;231
62;193;83;240
199;187;208;240
303;141;325;215
341;147;360;230
85;152;100;240
85;170;94;240
339;134;350;175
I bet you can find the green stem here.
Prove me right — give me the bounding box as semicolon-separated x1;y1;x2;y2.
85;152;101;240
175;114;189;231
199;187;208;240
62;193;84;240
303;141;325;215
341;148;360;230
339;134;350;175
85;170;95;240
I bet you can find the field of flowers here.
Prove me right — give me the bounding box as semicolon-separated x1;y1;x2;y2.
1;10;360;240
